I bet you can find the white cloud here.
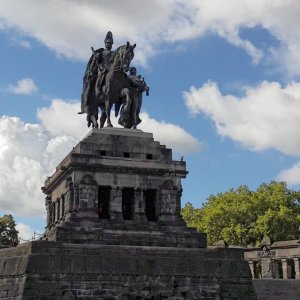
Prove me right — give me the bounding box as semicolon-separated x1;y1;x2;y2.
1;0;300;73
0;0;172;66
277;162;300;186
0;115;78;217
0;99;201;217
37;99;87;139
139;112;201;153
184;80;300;156
7;78;37;95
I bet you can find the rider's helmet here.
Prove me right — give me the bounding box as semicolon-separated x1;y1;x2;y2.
104;31;113;44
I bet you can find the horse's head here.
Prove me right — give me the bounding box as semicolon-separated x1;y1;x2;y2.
120;42;136;72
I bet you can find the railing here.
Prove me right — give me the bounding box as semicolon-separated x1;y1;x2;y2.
18;231;45;244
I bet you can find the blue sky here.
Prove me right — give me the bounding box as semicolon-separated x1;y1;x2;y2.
1;1;300;240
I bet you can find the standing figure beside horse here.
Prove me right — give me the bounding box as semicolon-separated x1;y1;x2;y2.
79;31;138;129
118;67;150;129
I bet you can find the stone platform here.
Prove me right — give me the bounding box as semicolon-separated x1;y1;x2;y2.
0;241;256;299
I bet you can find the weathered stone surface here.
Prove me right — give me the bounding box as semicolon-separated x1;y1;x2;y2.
0;128;257;299
43;128;207;248
253;279;300;300
0;241;256;299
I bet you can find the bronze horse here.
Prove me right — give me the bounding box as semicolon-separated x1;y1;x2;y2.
82;42;136;128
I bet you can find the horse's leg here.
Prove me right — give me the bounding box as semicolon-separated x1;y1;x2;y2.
99;105;107;128
87;115;92;127
105;96;113;127
91;115;99;129
118;88;132;128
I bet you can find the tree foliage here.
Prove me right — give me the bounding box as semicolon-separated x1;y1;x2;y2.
0;214;18;246
182;181;300;246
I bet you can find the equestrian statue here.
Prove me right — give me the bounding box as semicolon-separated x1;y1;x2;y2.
79;31;149;129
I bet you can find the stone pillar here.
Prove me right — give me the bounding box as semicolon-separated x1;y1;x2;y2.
73;186;80;211
159;189;171;221
282;259;288;279
134;188;146;222
53;201;57;222
51;202;55;224
60;195;65;217
175;186;183;215
248;261;255;278
110;187;122;220
56;199;60;221
45;196;52;227
294;258;300;279
65;176;74;213
261;258;273;279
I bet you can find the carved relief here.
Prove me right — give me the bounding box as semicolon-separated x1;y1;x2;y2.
161;179;174;190
80;174;96;185
65;175;73;188
79;174;97;209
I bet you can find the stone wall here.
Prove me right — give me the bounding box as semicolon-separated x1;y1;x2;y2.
0;241;256;300
253;279;300;300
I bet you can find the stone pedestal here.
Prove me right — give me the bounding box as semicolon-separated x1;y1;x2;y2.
0;241;256;299
0;128;256;299
43;128;207;248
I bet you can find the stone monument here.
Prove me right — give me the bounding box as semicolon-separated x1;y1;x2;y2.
0;32;257;299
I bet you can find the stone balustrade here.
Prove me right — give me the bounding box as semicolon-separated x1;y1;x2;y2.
244;240;300;279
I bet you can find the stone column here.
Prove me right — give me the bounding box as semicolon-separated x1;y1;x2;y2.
65;176;74;213
282;259;288;279
110;187;123;220
51;202;55;224
248;261;255;278
73;186;80;211
158;189;171;221
53;201;57;222
45;196;52;227
60;195;65;217
261;258;273;279
293;258;300;279
175;186;183;215
56;199;60;221
134;188;146;222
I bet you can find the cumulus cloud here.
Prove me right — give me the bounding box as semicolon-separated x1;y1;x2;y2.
277;162;300;186
184;80;300;156
0;115;78;217
139;112;201;153
0;99;201;217
37;99;87;139
1;0;300;73
7;78;37;95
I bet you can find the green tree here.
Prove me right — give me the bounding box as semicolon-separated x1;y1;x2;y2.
182;181;300;246
0;214;19;246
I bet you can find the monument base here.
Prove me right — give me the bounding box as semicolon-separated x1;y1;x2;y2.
0;241;256;299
